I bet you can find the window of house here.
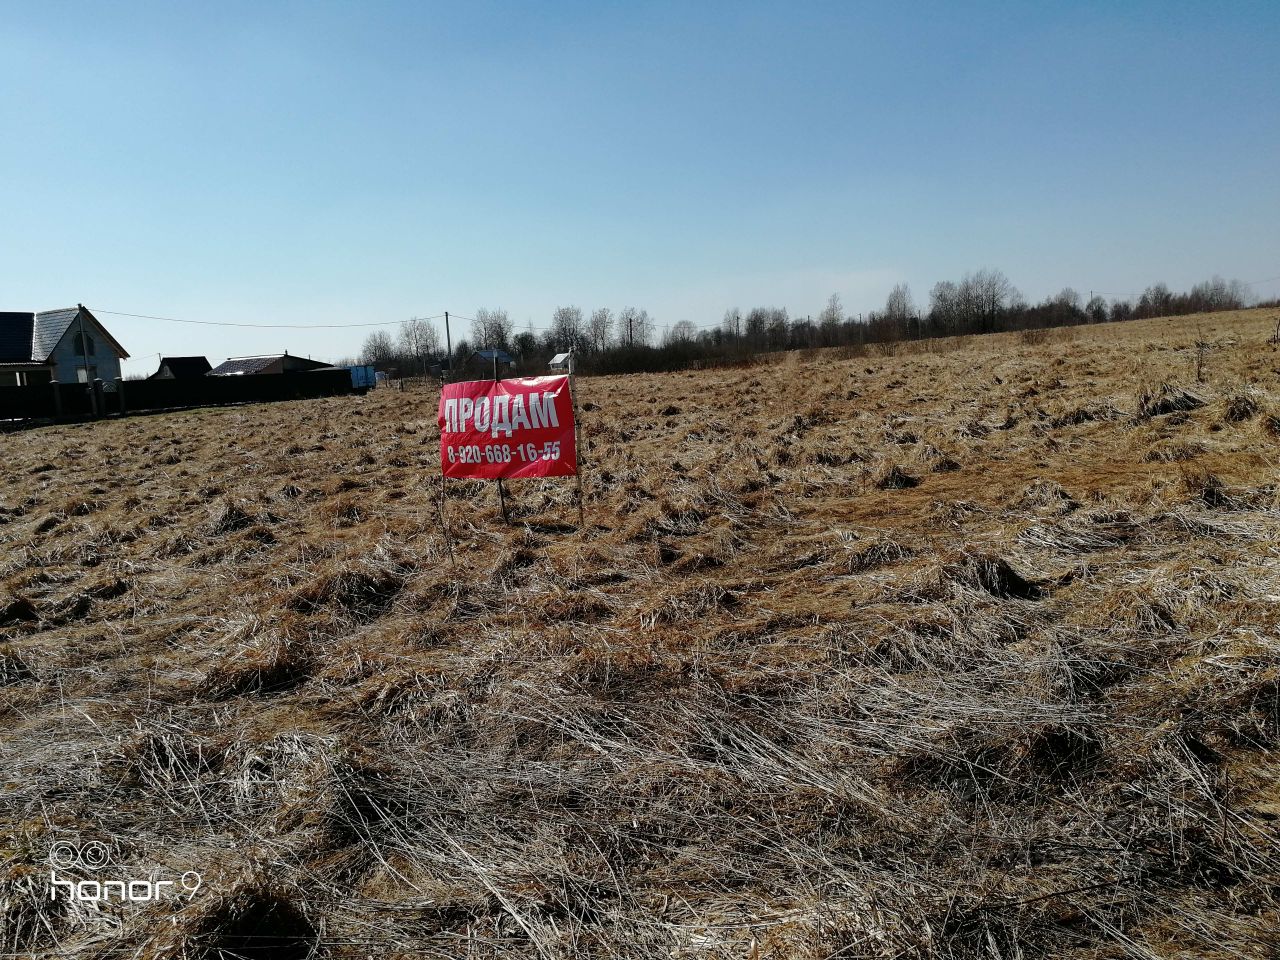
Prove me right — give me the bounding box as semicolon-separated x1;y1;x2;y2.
75;332;96;356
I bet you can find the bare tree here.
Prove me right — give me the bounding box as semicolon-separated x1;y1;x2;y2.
1137;283;1173;319
884;284;914;322
551;305;585;351
513;324;538;358
638;310;654;346
360;330;397;368
926;271;1016;335
618;306;653;346
399;318;440;374
767;308;790;349
1054;288;1081;311
929;281;961;333
818;293;843;345
471;308;513;350
669;320;697;343
1190;276;1253;311
882;284;916;338
968;269;1016;332
722;307;742;338
588;308;613;353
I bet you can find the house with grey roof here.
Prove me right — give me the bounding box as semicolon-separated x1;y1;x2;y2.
208;352;331;376
0;305;130;387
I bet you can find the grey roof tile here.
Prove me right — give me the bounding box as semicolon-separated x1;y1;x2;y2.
209;356;279;376
33;307;81;360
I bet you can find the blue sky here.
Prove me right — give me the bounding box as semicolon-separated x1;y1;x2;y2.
2;0;1277;372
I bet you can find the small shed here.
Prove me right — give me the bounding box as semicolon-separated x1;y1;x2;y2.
149;356;212;380
466;348;516;378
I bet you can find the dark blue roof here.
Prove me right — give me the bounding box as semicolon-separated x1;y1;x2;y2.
0;312;36;363
472;348;515;364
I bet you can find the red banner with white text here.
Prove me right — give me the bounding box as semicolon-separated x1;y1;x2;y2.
438;376;577;479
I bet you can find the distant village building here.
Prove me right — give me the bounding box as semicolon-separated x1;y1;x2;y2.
148;356;212;380
208;353;331;376
466;348;516;375
0;306;129;386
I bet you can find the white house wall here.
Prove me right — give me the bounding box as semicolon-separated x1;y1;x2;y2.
48;317;123;383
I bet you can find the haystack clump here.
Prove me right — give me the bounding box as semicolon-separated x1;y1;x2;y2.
286;565;406;619
1011;478;1078;514
845;535;915;573
1134;382;1206;420
1221;390;1261;423
198;634;313;700
937;550;1045;600
0;595;39;627
872;462;919;489
206;502;256;536
912;443;962;473
1048;401;1122;428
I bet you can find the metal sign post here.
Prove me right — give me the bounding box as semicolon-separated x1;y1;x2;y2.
563;352;587;528
493;352;511;524
439;310;455;559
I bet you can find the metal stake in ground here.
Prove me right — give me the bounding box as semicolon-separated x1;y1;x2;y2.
493;352;511;524
437;473;455;569
438;315;458;559
570;350;588;527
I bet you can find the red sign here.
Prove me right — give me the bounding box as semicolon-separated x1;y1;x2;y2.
439;376;577;479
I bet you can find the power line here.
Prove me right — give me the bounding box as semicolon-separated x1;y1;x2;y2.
1244;272;1280;286
90;306;729;340
91;309;446;329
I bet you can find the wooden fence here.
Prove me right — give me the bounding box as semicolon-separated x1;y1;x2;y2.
0;370;353;425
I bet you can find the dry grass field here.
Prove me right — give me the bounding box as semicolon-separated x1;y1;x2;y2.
3;308;1279;959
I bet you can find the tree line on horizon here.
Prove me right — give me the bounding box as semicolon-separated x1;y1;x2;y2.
350;272;1269;378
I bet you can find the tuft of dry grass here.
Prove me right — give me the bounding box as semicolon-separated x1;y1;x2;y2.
1135;381;1207;420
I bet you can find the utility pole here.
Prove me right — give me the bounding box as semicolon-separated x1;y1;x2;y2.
444;311;453;382
77;303;88;383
